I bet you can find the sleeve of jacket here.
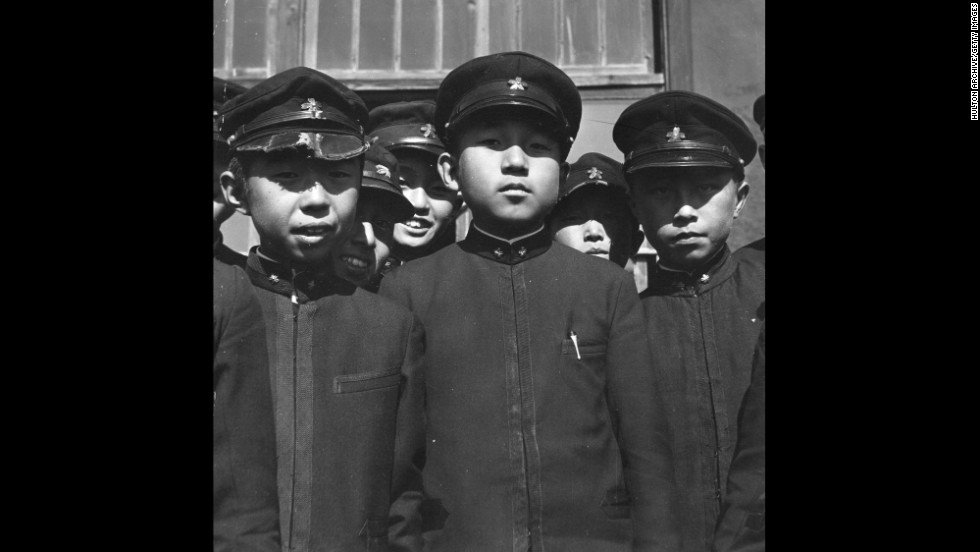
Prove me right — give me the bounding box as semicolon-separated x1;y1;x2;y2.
213;263;281;552
382;273;427;552
713;321;765;552
604;271;681;552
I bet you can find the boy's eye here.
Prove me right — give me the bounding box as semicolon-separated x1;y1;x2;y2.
649;187;672;198
328;170;353;179
274;171;300;179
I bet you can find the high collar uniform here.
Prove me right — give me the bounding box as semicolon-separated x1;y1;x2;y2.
640;246;765;552
380;224;680;552
213;259;280;551
243;249;426;552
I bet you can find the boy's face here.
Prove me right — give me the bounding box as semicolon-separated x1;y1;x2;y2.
331;199;396;288
231;150;360;266
549;187;631;266
393;149;459;253
629;166;748;271
440;117;565;238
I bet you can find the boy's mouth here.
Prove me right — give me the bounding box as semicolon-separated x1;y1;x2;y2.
585;247;608;255
340;254;370;273
292;224;334;245
399;217;433;232
500;183;531;196
671;231;704;244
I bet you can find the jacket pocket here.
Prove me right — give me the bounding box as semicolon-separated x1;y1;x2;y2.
600;487;632;520
333;368;403;394
560;338;607;357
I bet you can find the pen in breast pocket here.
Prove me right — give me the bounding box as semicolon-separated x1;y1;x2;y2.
569;330;581;360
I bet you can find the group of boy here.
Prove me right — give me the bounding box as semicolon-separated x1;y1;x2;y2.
212;50;765;552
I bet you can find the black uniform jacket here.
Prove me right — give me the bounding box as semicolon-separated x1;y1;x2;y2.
641;246;765;552
244;249;426;552
213;259;281;552
214;222;247;269
713;320;765;552
380;225;680;552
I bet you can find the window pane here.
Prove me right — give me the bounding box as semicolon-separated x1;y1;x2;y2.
563;0;599;66
318;0;354;70
606;0;643;64
359;0;395;69
402;0;438;70
442;0;475;69
520;0;557;62
214;0;226;68
232;0;268;70
489;0;517;53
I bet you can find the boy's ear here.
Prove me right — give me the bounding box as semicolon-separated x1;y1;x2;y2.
220;171;249;215
733;180;750;219
437;152;460;192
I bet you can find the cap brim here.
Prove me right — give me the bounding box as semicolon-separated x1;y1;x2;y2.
233;131;368;161
361;180;415;222
558;181;629;202
626;150;738;173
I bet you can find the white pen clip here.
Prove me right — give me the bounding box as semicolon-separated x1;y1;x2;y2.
569;330;581;360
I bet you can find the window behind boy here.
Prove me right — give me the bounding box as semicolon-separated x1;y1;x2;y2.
548;152;644;268
614;90;765;552
380;51;679;552
216;67;425;552
214;76;248;268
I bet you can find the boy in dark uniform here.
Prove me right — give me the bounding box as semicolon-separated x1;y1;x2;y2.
380;51;679;552
547;152;644;268
213;259;280;552
613;90;766;552
214;76;248;267
331;142;414;292
217;67;425;552
367;100;465;264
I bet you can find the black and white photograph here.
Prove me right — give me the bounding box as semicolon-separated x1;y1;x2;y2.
213;2;765;550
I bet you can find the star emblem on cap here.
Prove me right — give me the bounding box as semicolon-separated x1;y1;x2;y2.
376;164;390;176
666;126;686;142
588;167;603;179
508;77;527;91
420;123;435;137
301;98;323;118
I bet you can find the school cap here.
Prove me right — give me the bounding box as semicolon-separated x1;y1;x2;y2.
558;152;629;201
362;143;414;223
217;66;370;161
556;152;643;259
213;77;247;144
368;100;445;157
612;90;756;174
753;93;765;133
435;51;582;159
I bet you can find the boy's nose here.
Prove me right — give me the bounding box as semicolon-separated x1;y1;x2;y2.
583;220;607;242
501;145;529;173
674;203;698;222
299;181;330;212
404;187;429;212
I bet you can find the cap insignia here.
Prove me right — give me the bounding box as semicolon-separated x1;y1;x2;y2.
301;98;323;118
588;167;603;179
666;125;686;142
376;164;390;177
420;123;436;138
508;77;527;91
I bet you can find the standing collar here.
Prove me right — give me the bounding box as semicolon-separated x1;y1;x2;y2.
647;245;734;295
244;247;355;302
460;221;552;264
